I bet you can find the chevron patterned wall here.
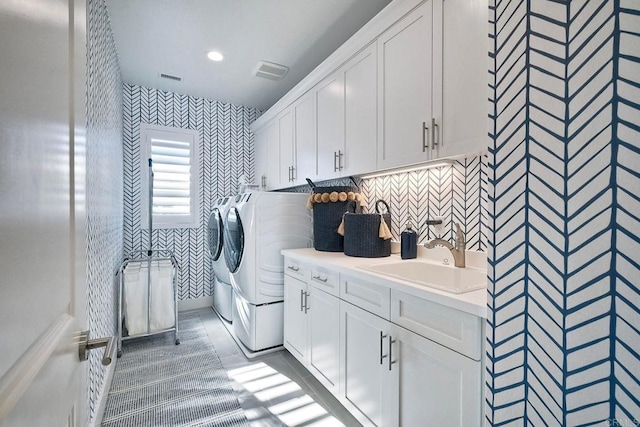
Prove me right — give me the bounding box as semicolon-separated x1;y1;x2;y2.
86;0;123;423
283;156;488;252
123;84;261;301
487;0;640;425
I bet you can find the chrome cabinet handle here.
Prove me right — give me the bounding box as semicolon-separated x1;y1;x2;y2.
380;331;388;365
422;121;429;152
261;175;266;189
333;151;339;172
338;150;344;171
291;165;296;181
431;118;438;149
388;335;397;371
304;291;310;313
79;331;116;366
312;274;328;283
287;265;299;272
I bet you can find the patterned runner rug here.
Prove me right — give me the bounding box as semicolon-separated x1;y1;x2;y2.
102;317;248;427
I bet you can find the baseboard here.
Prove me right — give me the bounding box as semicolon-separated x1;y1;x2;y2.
89;345;117;427
178;296;214;312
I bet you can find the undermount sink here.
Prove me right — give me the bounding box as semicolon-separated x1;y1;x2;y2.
358;260;487;294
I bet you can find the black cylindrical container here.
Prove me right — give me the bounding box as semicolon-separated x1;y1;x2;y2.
401;218;417;259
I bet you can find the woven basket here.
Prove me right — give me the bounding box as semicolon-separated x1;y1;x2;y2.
312;185;358;252
343;200;392;258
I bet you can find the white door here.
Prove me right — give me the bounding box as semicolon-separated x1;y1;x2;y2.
283;276;308;362
254;127;268;190
265;119;280;190
278;109;294;187
386;324;482;427
315;72;345;179
377;1;434;169
438;0;489;158
343;42;378;176
339;302;391;427
0;1;90;426
308;287;340;394
293;91;317;185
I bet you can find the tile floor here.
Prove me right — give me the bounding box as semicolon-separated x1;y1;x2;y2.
194;308;362;427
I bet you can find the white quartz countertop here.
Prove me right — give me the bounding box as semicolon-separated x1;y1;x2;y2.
281;247;488;318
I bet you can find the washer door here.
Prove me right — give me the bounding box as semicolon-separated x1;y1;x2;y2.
207;208;224;261
224;207;244;273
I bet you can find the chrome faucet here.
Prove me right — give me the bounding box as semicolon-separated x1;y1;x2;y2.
424;222;466;268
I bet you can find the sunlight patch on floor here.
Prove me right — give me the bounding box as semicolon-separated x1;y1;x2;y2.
228;362;345;426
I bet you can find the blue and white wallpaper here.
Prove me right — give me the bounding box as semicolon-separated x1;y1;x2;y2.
486;0;640;425
86;0;123;423
122;84;261;300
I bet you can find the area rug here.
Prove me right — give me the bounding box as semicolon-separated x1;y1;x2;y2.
102;317;249;427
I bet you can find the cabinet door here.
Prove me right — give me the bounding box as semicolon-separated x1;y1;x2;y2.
254;127;269;190
315;72;345;179
377;1;434;169
293;91;317;185
284;275;308;363
265;119;280;190
340;301;392;427
278;109;294;187
386;324;482;427
437;0;488;158
343;42;378;176
308;287;340;394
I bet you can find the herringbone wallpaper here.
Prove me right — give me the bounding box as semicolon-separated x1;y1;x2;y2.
123;84;261;301
86;0;123;423
486;0;640;425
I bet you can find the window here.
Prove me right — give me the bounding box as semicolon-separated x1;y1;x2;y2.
140;124;200;229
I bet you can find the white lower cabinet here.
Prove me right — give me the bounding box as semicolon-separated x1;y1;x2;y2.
284;268;340;394
283;274;308;361
307;288;340;394
340;300;391;427
283;256;483;427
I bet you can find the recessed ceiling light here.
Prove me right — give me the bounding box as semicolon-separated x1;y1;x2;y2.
207;51;224;62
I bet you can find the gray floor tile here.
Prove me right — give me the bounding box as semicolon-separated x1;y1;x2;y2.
193;308;361;427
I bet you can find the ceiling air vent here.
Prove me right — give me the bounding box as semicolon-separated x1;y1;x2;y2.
159;73;182;82
254;61;289;81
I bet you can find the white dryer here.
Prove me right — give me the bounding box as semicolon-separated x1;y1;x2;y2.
224;191;312;351
207;196;233;321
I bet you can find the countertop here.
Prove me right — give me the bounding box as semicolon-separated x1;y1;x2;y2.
281;247;488;318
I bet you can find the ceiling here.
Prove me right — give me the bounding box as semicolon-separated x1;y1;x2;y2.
105;0;392;111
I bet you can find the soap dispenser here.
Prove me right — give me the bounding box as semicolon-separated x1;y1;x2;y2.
401;217;417;259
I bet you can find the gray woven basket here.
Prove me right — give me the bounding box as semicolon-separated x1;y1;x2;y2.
343;200;392;258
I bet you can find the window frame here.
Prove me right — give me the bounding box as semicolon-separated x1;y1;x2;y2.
140;123;200;229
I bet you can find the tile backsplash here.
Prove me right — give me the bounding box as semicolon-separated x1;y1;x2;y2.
284;155;488;252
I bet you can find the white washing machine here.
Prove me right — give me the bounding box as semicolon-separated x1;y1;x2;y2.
207;196;233;322
224;191;312;351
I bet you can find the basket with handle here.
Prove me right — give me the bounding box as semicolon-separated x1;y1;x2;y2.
307;178;361;252
343;200;392;258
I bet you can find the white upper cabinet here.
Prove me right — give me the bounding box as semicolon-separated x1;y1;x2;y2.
278;108;295;187
265;119;280;191
251;0;488;181
315;73;345;179
342;42;378;176
377;1;434;169
437;0;488;158
254;126;268;190
292;91;317;185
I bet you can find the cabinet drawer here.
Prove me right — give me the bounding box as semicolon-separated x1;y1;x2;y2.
391;290;482;360
340;274;390;319
284;258;309;282
309;266;339;296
